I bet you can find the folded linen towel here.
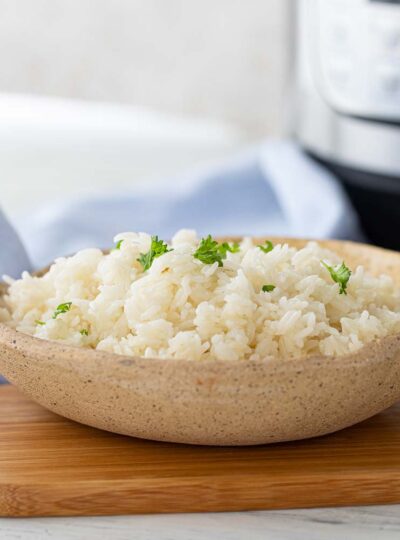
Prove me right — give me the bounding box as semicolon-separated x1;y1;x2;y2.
15;141;362;270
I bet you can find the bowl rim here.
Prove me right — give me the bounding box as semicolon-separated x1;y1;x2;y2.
1;323;400;377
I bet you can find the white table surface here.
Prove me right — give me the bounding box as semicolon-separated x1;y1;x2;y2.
1;506;400;540
0;94;243;221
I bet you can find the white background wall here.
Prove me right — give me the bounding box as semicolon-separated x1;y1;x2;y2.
0;0;292;219
0;0;291;135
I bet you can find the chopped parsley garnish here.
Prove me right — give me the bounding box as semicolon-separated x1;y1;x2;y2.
114;239;124;250
52;302;72;319
193;236;240;267
137;236;172;271
262;284;276;293
194;235;224;266
258;240;274;253
219;241;240;258
321;261;352;295
80;329;89;336
35;320;45;326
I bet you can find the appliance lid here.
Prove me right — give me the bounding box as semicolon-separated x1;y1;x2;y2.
293;0;400;180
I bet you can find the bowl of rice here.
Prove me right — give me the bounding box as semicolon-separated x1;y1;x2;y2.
1;230;400;445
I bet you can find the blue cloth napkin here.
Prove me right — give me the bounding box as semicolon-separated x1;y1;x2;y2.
0;140;362;384
16;141;362;269
0;210;32;278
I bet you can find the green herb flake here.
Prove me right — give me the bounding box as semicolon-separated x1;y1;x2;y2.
194;237;241;267
262;284;276;293
193;235;224;267
321;261;352;295
258;240;274;253
80;329;89;336
35;320;45;326
114;239;124;250
52;302;72;319
219;241;240;258
137;236;172;271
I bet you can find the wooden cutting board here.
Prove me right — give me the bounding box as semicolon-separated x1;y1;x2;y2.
1;385;400;517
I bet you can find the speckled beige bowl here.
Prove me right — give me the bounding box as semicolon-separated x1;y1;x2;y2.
1;237;400;446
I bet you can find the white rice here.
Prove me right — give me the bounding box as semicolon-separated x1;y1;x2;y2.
2;229;400;361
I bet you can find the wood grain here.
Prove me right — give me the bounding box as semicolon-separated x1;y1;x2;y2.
1;385;400;517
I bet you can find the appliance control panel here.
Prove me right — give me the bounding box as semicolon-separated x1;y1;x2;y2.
314;0;400;120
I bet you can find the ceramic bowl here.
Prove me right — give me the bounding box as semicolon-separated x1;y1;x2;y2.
1;237;400;446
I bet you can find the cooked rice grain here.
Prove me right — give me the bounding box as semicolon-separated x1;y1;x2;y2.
3;230;400;360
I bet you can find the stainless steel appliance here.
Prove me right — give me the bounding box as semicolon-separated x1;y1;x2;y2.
294;0;400;248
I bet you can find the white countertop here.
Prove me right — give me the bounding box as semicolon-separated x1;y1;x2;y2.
1;506;400;540
0;94;243;221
